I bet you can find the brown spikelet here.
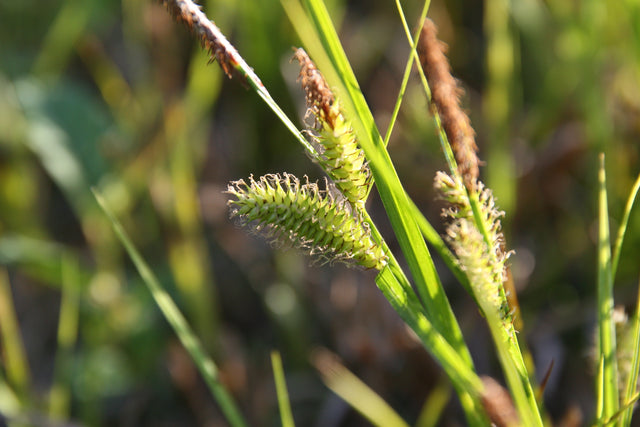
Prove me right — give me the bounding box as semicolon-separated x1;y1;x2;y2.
292;48;336;127
418;18;479;189
160;0;245;84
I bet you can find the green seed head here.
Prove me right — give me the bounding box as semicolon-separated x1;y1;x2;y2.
435;172;511;322
227;173;387;270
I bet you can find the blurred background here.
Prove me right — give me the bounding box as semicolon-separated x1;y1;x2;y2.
1;0;639;425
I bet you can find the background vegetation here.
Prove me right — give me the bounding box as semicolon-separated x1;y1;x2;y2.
1;0;639;425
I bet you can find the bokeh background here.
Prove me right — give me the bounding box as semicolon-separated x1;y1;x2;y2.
1;0;639;425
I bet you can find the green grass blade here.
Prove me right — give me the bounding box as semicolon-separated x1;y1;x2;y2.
0;268;31;398
92;189;248;427
415;377;451;427
271;351;295;427
313;348;411;427
597;154;619;420
375;268;488;425
410;200;472;294
383;0;430;147
0;377;21;422
49;254;81;421
32;0;92;78
597;354;605;421
486;307;542;427
603;393;640;427
611;172;640;280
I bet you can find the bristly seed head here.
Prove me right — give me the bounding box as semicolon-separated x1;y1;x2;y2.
435;172;512;324
226;173;387;270
419;19;479;190
293;48;372;210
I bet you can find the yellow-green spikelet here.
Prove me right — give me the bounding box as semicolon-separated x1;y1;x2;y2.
226;173;387;270
435;172;512;324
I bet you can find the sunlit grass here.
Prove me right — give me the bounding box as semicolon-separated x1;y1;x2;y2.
0;0;639;425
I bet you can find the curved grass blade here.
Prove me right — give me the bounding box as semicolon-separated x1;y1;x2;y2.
415;377;451;427
383;0;431;147
280;1;485;422
93;189;248;427
0;269;31;397
611;172;640;280
313;348;411;427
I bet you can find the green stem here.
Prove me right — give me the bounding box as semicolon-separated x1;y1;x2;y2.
611;172;640;280
383;0;431;147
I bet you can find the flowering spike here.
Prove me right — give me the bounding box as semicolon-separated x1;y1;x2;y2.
435;172;512;324
227;173;387;270
293;48;371;210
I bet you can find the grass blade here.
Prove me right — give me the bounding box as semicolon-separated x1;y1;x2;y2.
271;351;295;427
92;189;248;427
611;172;640;280
313;348;410;427
0;268;31;398
596;153;619;420
415;377;452;427
375;268;488;425
383;0;430;147
49;254;81;420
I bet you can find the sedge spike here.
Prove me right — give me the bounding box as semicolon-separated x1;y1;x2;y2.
435;172;512;324
293;48;371;210
419;19;479;190
226;173;387;270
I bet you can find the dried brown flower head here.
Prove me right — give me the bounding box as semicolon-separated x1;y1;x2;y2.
293;48;335;124
418;18;479;189
160;0;245;83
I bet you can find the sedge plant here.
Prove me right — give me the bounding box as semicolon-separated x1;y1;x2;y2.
93;0;640;425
